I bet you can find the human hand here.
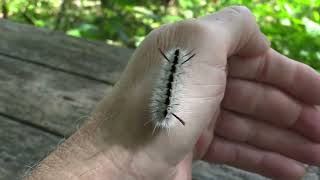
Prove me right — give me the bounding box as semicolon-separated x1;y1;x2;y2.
103;6;319;180
90;6;320;180
196;8;320;180
202;42;320;179
27;6;320;180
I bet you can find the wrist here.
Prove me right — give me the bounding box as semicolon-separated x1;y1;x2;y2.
27;126;165;180
25;126;125;180
88;89;177;180
27;90;176;180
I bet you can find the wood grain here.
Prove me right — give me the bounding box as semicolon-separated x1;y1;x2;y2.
0;54;111;136
0;19;133;84
0;115;60;180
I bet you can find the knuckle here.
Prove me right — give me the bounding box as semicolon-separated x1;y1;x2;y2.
228;5;252;16
164;19;207;37
151;18;210;48
222;5;255;23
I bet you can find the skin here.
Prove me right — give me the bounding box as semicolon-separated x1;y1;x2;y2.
26;6;320;180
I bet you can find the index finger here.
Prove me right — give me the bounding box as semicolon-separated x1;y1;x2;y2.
228;49;320;105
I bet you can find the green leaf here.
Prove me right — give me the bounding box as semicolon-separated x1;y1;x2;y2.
67;29;81;37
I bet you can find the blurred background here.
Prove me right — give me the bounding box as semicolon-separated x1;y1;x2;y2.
0;0;319;70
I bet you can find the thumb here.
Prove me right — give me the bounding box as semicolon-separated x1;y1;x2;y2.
198;6;270;57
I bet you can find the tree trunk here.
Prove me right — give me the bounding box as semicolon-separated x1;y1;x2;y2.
55;0;70;30
2;0;8;19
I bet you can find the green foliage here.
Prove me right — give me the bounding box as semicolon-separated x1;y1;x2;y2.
1;0;319;70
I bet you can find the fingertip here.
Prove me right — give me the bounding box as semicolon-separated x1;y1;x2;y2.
203;138;307;180
305;144;320;166
259;154;306;180
302;65;320;104
197;6;270;58
293;105;320;142
225;6;270;57
228;5;252;13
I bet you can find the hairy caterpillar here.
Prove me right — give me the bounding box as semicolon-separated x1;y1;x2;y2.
149;48;196;131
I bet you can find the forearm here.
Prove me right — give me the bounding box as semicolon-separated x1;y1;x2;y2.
25;126;124;180
25;92;176;180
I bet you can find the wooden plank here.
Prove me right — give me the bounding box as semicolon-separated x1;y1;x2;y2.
0;20;133;84
0;54;111;136
0;115;61;180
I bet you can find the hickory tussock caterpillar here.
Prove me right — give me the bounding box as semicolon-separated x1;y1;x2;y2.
149;48;196;131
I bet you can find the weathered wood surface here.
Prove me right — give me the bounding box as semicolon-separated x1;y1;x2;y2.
0;115;60;180
0;53;110;136
0;20;319;180
0;20;124;179
0;19;133;85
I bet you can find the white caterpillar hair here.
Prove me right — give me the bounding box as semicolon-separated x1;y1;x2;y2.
149;47;195;131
